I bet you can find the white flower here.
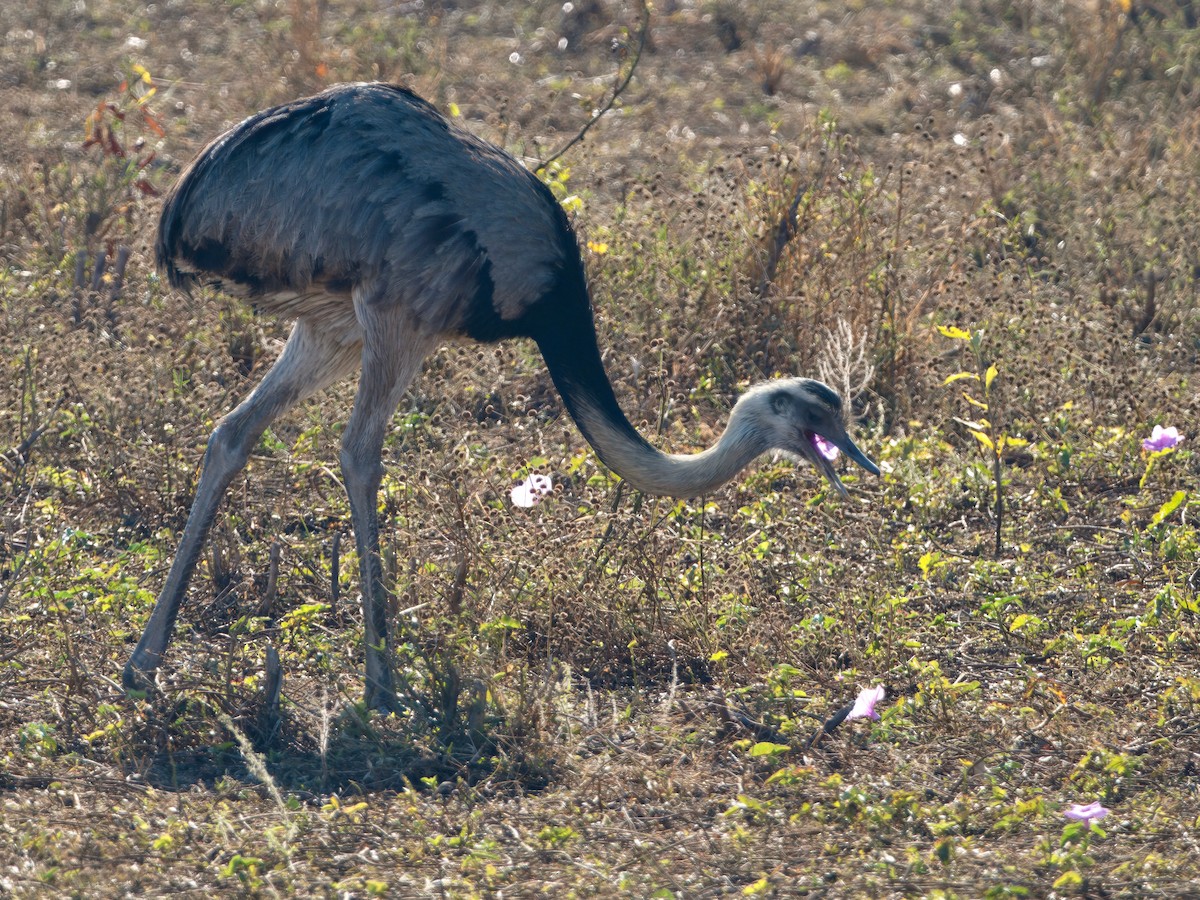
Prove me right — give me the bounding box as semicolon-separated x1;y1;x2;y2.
511;473;553;508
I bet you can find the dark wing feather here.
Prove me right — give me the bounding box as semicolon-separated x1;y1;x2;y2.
157;83;570;335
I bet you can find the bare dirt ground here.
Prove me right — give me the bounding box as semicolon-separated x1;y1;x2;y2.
4;0;1200;896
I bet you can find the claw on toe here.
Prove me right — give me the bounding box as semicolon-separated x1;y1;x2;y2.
122;660;157;697
363;675;403;715
364;690;402;716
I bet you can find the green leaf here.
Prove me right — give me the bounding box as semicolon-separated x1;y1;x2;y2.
971;430;996;452
943;371;979;385
222;855;263;878
743;877;771;895
1009;614;1044;632
937;325;973;340
749;741;791;757
934;837;954;864
1052;871;1083;889
487;614;522;630
1148;490;1186;530
918;551;938;576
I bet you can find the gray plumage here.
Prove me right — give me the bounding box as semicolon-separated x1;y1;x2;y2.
160;85;566;334
125;83;879;709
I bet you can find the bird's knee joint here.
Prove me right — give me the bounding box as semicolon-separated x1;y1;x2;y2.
204;419;253;471
340;446;384;490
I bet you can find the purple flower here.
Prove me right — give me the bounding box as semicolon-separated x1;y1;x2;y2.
510;473;553;508
1142;425;1183;453
1064;801;1110;826
847;685;886;721
812;434;840;462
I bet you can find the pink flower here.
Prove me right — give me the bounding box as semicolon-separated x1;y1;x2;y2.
812;433;840;461
1064;801;1110;826
510;473;553;508
847;685;886;721
1142;425;1183;453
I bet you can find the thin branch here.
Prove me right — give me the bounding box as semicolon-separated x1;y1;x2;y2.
537;4;650;172
108;244;131;302
89;249;107;291
3;393;66;472
329;530;342;614
258;539;282;617
758;157;830;297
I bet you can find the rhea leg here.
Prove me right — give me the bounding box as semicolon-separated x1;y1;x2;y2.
124;319;360;691
339;300;436;711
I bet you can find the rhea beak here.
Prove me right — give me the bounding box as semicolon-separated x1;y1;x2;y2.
804;427;881;497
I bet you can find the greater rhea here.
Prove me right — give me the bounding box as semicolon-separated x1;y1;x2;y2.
124;83;879;709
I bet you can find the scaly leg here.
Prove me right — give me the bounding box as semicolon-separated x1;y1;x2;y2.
124;317;360;692
339;296;436;711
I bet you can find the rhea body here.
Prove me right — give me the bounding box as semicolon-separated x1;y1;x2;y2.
124;83;879;708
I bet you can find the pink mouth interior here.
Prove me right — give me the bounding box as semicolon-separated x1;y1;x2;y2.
811;433;840;462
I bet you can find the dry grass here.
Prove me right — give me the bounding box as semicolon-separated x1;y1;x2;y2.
4;0;1200;896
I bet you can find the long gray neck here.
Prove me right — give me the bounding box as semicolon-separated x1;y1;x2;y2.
565;395;765;497
529;262;766;497
533;307;766;496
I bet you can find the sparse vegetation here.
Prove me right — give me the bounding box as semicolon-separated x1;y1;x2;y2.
3;0;1200;896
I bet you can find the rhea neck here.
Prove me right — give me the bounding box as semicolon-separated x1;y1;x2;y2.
565;393;768;497
528;270;767;498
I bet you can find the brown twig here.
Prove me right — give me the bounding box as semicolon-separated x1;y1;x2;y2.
4;392;66;473
757;159;829;297
447;551;468;615
71;245;129;331
537;3;650;172
72;252;87;325
89;249;107;291
258;539;283;617
329;530;342;614
108;244;131;301
263;644;283;725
